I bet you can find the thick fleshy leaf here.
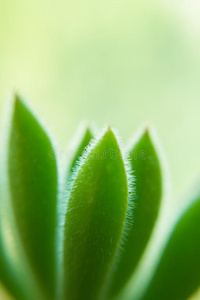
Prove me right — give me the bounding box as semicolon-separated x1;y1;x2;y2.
0;204;44;300
67;127;93;176
0;243;35;300
0;176;24;300
107;129;162;298
63;128;129;300
141;189;200;300
0;227;39;300
0;244;20;299
8;96;57;298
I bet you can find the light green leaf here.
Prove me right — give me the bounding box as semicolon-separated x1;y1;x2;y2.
0;226;40;300
63;128;129;300
107;129;162;298
8;96;57;299
67;126;93;178
141;188;200;300
0;242;21;299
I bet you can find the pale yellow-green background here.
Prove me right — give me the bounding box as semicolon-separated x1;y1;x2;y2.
1;1;200;299
1;0;200;200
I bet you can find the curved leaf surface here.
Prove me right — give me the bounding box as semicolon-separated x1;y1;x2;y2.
63;128;129;300
8;96;57;299
107;129;162;298
141;190;200;300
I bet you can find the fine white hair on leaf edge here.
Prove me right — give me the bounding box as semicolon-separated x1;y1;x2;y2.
59;126;106;232
112;154;136;266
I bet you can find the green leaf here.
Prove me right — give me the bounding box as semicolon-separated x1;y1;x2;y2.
66;127;94;184
0;204;45;300
0;231;30;300
107;128;162;298
67;126;93;178
63;128;129;300
8;96;58;299
0;242;20;299
141;189;200;300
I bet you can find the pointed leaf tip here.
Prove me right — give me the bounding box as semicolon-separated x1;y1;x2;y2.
13;93;23;107
102;126;118;143
67;125;94;177
143;126;149;135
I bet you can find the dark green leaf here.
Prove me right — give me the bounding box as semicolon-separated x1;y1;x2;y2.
63;128;129;300
141;189;200;300
107;129;162;298
8;96;57;299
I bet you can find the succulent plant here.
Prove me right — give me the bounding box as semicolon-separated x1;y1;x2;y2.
0;95;199;300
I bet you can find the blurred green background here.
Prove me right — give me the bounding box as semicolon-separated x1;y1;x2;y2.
1;0;200;199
